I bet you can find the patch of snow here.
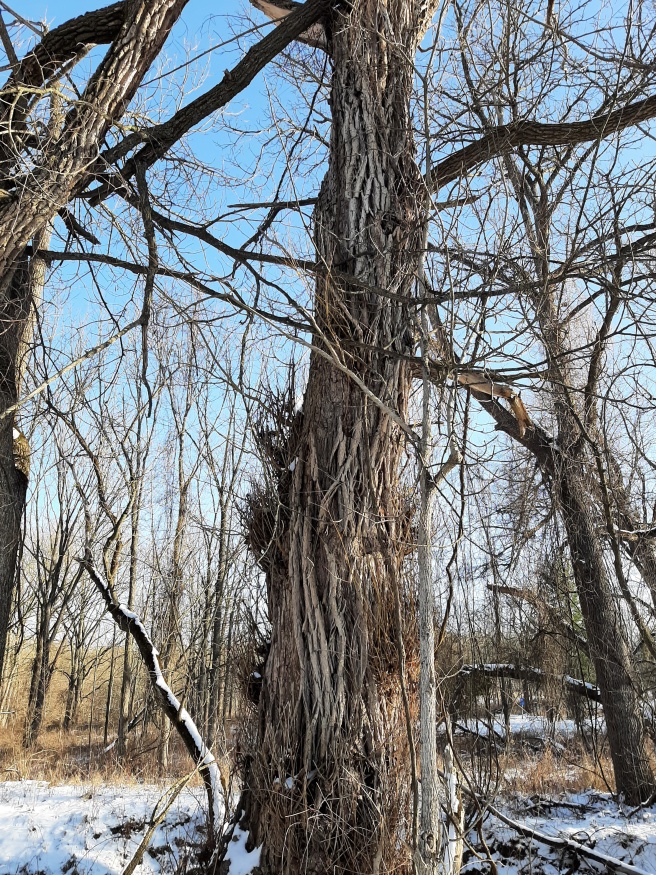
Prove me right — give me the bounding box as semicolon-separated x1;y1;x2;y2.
223;825;261;875
468;791;656;875
455;712;595;741
0;780;209;874
563;674;598;692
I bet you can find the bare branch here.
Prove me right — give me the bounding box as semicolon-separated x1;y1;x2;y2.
432;94;656;190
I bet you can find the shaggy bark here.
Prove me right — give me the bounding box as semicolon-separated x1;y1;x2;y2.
231;3;436;872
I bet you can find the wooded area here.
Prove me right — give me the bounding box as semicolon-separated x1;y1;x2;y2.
2;0;656;873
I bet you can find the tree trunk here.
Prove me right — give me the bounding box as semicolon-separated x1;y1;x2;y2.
103;627;116;744
474;387;656;803
117;636;133;758
557;459;654;803
481;136;656;804
0;254;33;690
26;638;51;744
539;287;656;802
24;602;52;746
221;598;237;724
24;603;45;745
64;641;85;732
118;473;143;758
233;4;432;871
207;509;229;749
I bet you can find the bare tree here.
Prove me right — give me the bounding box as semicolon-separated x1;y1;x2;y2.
23;438;85;746
8;1;656;871
0;0;330;691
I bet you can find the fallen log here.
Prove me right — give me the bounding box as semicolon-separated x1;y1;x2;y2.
458;663;601;703
484;800;653;875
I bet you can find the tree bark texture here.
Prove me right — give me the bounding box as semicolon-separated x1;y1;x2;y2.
556;450;655;803
236;3;433;872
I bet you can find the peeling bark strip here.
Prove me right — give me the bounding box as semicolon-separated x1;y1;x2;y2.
249;0;329;50
80;555;225;846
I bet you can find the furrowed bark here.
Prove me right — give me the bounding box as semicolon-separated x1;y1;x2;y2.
0;1;126;173
230;2;432;871
557;459;654;803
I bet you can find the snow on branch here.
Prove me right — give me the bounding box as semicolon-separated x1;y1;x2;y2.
458;664;601;703
80;552;225;845
485;800;655;875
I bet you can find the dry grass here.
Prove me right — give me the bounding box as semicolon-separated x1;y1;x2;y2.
0;644;217;788
0;642;638;802
0;706;625;799
0;722;209;787
497;743;616;796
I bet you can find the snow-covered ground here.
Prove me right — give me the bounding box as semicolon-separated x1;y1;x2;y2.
471;791;656;874
0;780;262;875
1;779;655;875
0;780;209;874
456;711;600;742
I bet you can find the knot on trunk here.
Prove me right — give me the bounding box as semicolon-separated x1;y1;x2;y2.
13;426;29;479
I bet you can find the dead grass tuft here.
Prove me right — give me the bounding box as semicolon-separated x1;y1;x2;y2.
497;742;615;797
0;723;208;787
